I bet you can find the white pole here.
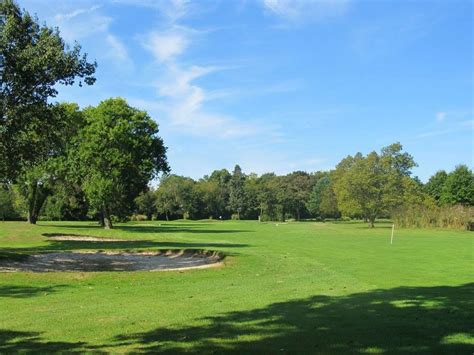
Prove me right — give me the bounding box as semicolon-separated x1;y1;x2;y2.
390;224;395;245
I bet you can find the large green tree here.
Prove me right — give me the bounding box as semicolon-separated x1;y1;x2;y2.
425;170;448;204
440;165;474;205
73;98;168;229
229;165;246;219
333;143;416;227
307;174;339;218
0;0;96;181
17;103;85;223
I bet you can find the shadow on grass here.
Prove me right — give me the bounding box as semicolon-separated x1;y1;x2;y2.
0;330;92;353
37;235;247;252
0;285;68;298
111;283;473;354
1;284;472;353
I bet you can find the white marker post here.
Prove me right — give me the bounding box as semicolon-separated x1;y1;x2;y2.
390;224;395;245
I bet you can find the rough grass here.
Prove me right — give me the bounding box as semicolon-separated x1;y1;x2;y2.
0;220;472;353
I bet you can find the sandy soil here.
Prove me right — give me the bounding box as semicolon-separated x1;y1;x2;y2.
0;250;224;272
45;235;123;242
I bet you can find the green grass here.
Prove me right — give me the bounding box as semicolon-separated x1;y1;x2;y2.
0;220;472;353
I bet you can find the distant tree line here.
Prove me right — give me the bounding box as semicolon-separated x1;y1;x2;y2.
129;146;473;229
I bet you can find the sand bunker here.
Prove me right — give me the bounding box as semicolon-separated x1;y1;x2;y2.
44;234;123;242
0;250;224;272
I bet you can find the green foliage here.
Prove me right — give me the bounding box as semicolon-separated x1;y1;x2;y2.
0;184;18;220
307;174;330;217
281;171;313;220
425;170;448;203
155;175;196;220
0;0;96;180
134;189;157;220
73;98;168;228
333;143;416;227
440;165;474;205
16;103;86;223
229;165;246;219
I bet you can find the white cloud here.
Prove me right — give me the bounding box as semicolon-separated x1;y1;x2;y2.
106;34;129;62
54;5;101;22
143;31;189;62
52;6;112;42
154;64;271;138
262;0;350;24
112;0;190;22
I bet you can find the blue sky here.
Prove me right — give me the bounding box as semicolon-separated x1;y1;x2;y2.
20;0;473;181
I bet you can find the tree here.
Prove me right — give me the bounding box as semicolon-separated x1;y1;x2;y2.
252;173;278;221
425;170;448;204
134;189;157;220
17;103;85;224
319;182;339;218
332;143;416;227
283;171;313;220
0;0;96;181
0;184;17;220
307;174;339;218
229;165;246;219
440;165;474;205
73;98;168;229
307;174;330;217
155;175;197;220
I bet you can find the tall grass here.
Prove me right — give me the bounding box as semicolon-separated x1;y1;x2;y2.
391;204;474;230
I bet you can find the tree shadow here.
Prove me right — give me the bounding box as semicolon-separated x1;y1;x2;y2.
112;283;474;354
0;285;68;298
0;329;93;353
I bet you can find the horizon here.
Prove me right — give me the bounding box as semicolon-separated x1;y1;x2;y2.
19;0;473;182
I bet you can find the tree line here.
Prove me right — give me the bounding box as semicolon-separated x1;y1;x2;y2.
4;141;472;229
133;149;473;229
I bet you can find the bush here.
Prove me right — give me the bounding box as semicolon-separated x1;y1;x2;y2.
391;204;474;230
130;214;148;221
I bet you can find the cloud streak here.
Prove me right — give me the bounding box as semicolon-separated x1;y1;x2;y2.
262;0;350;25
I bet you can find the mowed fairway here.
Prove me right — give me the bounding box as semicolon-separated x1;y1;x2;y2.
0;220;472;354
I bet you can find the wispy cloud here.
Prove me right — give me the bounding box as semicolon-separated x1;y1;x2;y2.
112;0;192;22
262;0;350;25
52;5;112;42
137;2;283;139
143;31;189;62
149;63;275;138
416;116;473;139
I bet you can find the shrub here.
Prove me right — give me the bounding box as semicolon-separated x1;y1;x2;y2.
130;214;148;221
391;204;474;230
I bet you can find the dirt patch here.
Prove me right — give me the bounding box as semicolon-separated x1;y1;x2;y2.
0;250;224;272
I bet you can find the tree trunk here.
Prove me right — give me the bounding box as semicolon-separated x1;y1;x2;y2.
165;211;169;221
368;216;375;228
26;180;49;225
27;181;38;224
102;205;113;229
98;213;105;227
27;210;37;224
